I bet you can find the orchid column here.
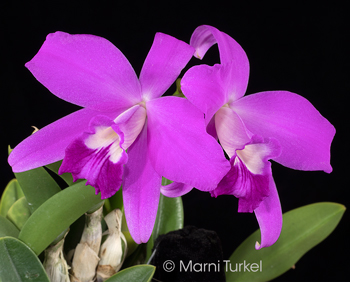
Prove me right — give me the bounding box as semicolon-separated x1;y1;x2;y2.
8;31;230;243
181;25;335;249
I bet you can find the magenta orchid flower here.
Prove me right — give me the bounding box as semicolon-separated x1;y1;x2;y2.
181;25;336;249
8;31;230;243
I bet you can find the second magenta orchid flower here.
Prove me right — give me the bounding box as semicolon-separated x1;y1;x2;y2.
181;25;335;249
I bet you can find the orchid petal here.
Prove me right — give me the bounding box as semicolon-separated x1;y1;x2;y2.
139;33;194;101
215;106;252;158
113;105;147;149
231;91;335;172
161;182;193;198
9;108;122;172
25;32;141;111
206;115;218;140
190;25;249;67
181;64;227;122
123;124;162;244
182;61;249;122
146;96;230;191
59;115;128;199
254;176;282;249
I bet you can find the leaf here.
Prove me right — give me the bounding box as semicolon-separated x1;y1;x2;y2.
0;179;24;217
226;202;346;282
45;160;74;186
18;181;103;255
0;236;50;282
15;166;61;213
0;215;19;238
108;187;123;213
6;197;31;230
104;265;155;282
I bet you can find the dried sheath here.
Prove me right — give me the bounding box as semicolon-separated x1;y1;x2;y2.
43;236;70;282
70;205;103;282
96;209;127;281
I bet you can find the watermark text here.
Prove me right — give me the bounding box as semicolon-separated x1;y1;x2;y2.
162;260;263;273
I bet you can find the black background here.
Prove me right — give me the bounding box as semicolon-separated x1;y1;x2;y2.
1;2;348;281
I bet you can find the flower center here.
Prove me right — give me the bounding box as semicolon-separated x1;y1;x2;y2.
114;104;147;150
85;125;124;163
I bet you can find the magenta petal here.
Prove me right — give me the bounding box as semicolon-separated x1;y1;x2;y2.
123;124;162;244
161;182;193;198
231;91;335;172
181;64;228;122
146;96;230;191
113;105;147;149
206;116;218;140
26;31;142;111
9;108;121;172
254;176;282;249
182;61;249;122
215;106;252;158
59;115;128;199
190;25;249;67
139;33;194;100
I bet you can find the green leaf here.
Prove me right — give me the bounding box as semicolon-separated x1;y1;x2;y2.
0;236;49;282
45;160;74;186
108;187;123;212
14;166;61;213
18;181;103;255
0;215;19;238
6;197;31;230
105;265;155;282
0;179;24;217
226;202;346;282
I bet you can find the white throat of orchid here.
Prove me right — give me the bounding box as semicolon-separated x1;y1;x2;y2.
236;144;267;175
85;104;147;164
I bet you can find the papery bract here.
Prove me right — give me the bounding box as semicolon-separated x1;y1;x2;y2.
8;31;230;243
181;25;335;249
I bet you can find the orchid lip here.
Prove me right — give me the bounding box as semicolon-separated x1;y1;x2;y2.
84;125;123;164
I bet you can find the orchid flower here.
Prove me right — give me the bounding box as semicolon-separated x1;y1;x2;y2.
181;25;335;249
8;31;230;243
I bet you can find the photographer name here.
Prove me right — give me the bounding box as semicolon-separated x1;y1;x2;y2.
179;260;263;273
